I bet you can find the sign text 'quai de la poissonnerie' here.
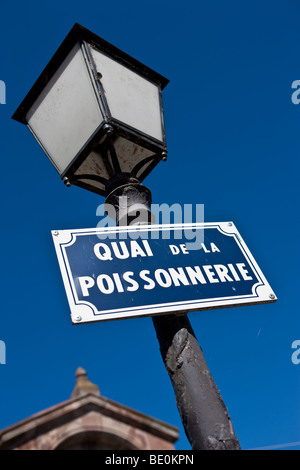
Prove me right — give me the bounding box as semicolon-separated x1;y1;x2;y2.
52;223;276;324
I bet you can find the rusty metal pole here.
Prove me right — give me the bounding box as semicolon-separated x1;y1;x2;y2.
152;313;240;450
105;179;241;451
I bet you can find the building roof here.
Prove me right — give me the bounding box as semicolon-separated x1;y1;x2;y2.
0;368;179;450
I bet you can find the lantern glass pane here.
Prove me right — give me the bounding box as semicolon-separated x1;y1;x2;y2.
27;43;104;175
90;47;163;142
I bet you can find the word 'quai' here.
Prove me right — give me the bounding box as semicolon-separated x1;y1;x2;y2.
94;240;153;261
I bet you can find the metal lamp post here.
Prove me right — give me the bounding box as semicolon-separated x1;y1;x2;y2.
12;24;240;450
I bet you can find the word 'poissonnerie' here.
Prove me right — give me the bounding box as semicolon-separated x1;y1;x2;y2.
78;263;253;297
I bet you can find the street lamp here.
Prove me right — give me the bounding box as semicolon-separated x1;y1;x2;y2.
13;23;168;223
13;24;240;450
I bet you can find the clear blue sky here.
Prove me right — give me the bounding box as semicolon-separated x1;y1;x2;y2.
0;0;299;450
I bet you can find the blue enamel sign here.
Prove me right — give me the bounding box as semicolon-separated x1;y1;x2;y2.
52;223;276;324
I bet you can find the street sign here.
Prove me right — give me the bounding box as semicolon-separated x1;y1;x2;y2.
52;222;276;324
